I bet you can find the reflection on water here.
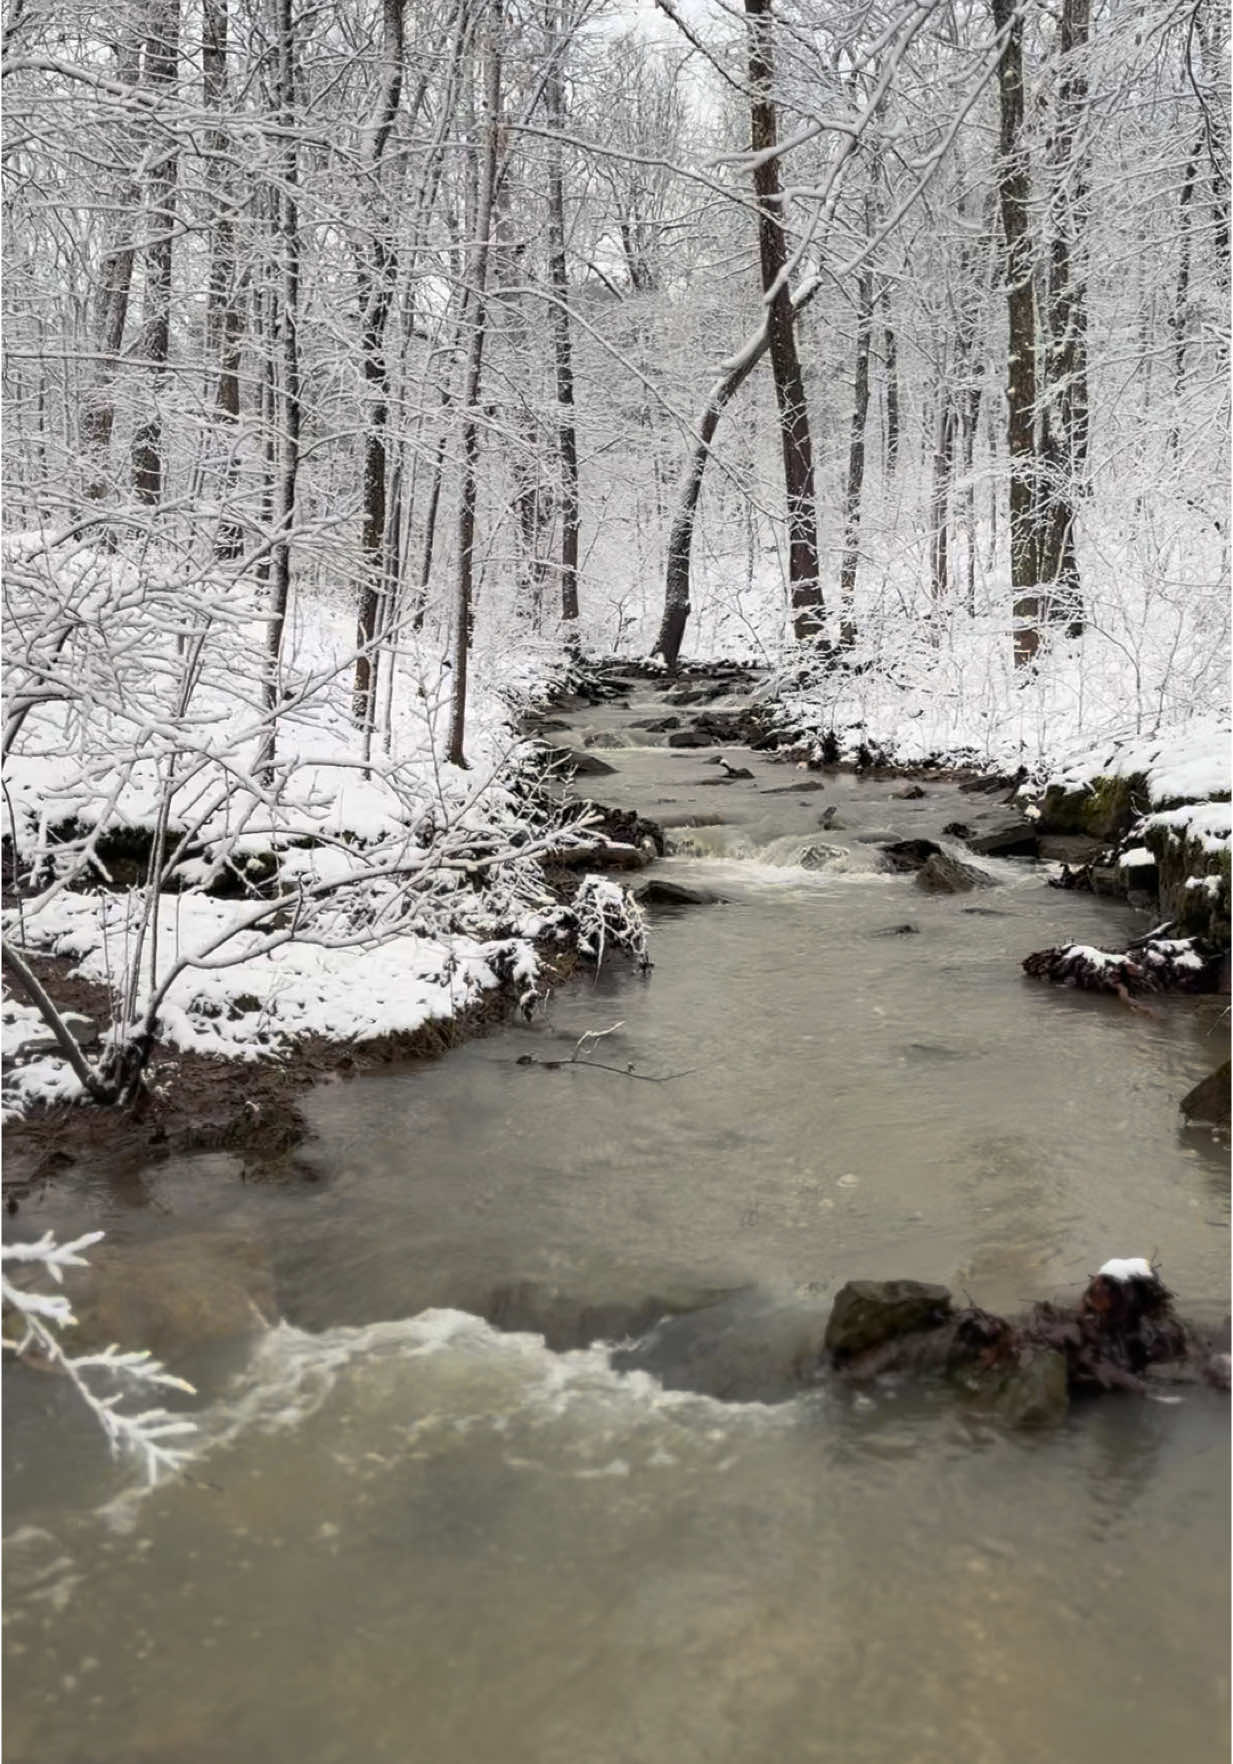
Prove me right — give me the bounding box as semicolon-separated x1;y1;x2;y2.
5;683;1229;1763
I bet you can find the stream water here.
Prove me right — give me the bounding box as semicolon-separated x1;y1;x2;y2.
5;678;1230;1763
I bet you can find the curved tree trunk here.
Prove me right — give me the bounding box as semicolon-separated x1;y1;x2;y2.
745;0;822;644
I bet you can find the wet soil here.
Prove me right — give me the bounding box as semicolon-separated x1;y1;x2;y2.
3;949;580;1199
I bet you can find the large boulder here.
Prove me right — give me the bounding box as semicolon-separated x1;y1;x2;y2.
915;852;994;893
667;729;713;749
967;823;1040;859
880;839;941;872
1180;1060;1231;1126
542;745;617;777
611;1288;830;1403
824;1279;953;1365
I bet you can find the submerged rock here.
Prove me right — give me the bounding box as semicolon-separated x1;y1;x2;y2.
543;745;617;777
633;879;726;907
39;1232;278;1364
610;1289;829;1403
824;1279;953;1364
1180;1060;1231;1126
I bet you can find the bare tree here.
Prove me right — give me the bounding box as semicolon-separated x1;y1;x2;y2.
990;0;1040;665
447;0;502;768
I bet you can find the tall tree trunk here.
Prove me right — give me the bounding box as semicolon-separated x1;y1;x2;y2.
353;0;406;734
1169;139;1201;455
839;248;875;642
80;19;146;500
1037;0;1088;635
546;3;580;631
929;384;956;602
203;0;245;556
744;0;823;643
260;0;301;773
880;278;900;479
131;0;180;505
1195;0;1230;275
446;0;501;769
991;0;1040;666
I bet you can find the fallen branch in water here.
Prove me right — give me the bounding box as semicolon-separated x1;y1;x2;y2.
514;1052;695;1082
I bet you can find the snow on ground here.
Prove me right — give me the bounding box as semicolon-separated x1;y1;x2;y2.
2;886;549;1120
1043;714;1231;809
1041;714;1231;864
2;538;579;1118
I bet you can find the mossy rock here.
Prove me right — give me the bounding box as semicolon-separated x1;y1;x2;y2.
1038;772;1149;840
1143;826;1231;939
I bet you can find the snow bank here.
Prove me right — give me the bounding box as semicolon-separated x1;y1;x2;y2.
2;539;589;1120
1044;713;1231;809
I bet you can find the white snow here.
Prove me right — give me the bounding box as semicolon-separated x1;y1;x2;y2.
1140;799;1233;855
1098;1257;1154;1283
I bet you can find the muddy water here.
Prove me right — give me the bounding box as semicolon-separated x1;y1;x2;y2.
5;680;1230;1764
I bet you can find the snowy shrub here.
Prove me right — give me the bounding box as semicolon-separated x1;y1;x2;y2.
2;1231;196;1485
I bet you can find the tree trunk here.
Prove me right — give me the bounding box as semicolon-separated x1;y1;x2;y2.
839;251;875;642
880;278;900;479
131;0;180;505
1169;139;1201;455
546;4;580;630
1037;0;1088;635
991;0;1040;666
929;383;956;602
353;0;406;734
446;0;501;770
202;0;245;556
260;0;301;773
744;0;823;644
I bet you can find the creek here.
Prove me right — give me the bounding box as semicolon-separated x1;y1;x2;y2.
4;675;1229;1764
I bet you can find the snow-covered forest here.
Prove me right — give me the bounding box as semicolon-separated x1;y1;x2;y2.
2;0;1230;1457
3;4;1232;1751
5;0;1228;711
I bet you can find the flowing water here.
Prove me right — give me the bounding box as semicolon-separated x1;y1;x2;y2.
5;678;1230;1763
